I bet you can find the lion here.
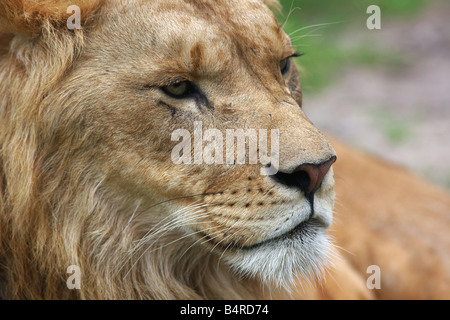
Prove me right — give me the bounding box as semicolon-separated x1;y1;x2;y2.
0;0;448;300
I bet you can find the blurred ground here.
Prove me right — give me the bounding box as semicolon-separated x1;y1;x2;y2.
281;1;450;189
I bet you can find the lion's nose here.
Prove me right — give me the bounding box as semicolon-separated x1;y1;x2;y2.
272;156;336;195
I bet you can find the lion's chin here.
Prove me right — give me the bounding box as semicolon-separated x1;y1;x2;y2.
223;221;331;288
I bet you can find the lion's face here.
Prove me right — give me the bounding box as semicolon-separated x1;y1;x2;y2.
47;0;336;285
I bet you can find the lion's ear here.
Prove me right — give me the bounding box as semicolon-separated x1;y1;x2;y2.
0;0;103;37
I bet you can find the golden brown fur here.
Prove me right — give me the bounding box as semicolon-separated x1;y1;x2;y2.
329;138;450;299
0;0;448;299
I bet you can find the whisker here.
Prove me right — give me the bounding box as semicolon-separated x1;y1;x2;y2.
210;229;236;256
121;200;227;277
177;224;227;261
288;22;342;37
143;192;222;211
217;241;235;268
331;243;355;257
132;201;205;244
281;1;301;29
117;203;210;275
290;33;323;42
131;206;210;254
123;223;221;280
124;199;141;231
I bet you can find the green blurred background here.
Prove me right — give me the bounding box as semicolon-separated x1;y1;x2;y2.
278;0;426;93
276;0;450;189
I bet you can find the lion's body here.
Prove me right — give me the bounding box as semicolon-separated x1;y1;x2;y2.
330;138;450;299
0;0;448;299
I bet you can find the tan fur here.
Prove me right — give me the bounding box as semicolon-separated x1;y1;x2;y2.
329;138;450;299
0;0;448;300
0;0;103;36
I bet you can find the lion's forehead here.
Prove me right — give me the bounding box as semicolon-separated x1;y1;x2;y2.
97;0;287;63
85;0;291;92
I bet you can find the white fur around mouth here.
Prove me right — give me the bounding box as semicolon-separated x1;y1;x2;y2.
225;219;330;287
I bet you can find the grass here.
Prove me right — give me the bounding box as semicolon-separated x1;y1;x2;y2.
277;0;428;94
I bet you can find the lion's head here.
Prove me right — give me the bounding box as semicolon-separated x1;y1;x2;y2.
0;0;336;299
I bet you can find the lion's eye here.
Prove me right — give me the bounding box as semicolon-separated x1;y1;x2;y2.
280;58;290;75
161;81;191;97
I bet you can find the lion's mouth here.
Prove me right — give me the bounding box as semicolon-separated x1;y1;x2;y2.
239;217;324;251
